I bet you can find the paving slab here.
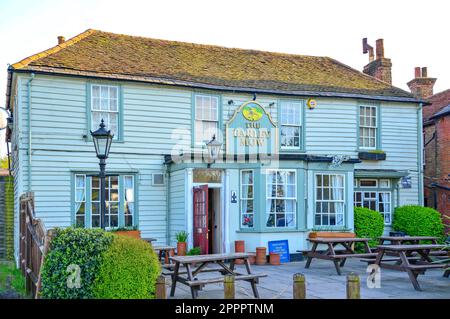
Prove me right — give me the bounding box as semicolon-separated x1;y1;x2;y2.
164;259;450;299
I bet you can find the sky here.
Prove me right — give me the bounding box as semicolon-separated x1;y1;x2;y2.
0;0;449;156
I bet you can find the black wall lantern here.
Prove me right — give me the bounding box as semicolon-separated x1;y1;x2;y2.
90;119;114;229
206;134;222;168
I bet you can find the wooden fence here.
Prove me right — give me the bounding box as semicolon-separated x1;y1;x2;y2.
19;192;52;298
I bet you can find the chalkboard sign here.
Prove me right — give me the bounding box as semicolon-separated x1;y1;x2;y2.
268;240;290;263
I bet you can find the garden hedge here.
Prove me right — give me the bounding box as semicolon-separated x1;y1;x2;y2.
40;228;113;299
4;176;14;260
354;207;384;249
40;227;161;299
393;205;444;240
93;235;161;299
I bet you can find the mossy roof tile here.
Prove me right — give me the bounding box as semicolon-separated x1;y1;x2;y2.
11;29;414;99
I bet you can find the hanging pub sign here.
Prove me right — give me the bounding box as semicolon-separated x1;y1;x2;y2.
226;101;278;156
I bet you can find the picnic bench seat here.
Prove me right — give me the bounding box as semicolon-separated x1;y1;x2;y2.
405;264;448;270
330;253;377;259
360;256;422;263
185;274;267;287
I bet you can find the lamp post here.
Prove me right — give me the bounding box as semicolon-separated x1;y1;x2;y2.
206;135;222;168
90;119;114;229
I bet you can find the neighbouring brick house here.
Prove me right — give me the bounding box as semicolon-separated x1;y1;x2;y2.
408;67;450;232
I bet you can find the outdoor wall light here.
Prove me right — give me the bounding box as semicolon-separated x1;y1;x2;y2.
90;119;114;229
206;134;222;168
228;100;234;105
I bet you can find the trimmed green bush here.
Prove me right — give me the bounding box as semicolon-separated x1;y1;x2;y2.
93;235;161;299
393;205;445;240
354;207;384;249
4;176;14;260
40;228;113;299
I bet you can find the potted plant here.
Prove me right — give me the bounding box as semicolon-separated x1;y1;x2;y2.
308;226;355;239
110;226;141;239
176;231;188;256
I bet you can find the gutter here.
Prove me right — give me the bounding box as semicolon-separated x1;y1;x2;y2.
27;73;35;191
165;163;171;245
417;102;424;205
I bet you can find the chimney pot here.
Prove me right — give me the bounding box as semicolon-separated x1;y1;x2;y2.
414;67;421;78
421;67;428;78
375;39;384;59
57;36;65;45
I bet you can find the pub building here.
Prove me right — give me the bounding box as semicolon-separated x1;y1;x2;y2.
5;30;424;260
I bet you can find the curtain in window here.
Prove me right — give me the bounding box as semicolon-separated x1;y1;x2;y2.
331;175;344;225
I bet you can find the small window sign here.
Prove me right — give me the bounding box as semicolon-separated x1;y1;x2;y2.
231;190;237;203
401;176;412;189
152;173;165;186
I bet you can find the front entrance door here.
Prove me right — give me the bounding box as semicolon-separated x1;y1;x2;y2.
193;185;208;254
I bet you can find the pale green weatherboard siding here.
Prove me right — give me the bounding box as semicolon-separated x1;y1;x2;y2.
15;74;193;246
168;169;186;246
12;73;421;257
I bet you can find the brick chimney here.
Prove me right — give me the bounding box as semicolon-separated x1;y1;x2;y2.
57;36;65;45
407;67;437;99
362;38;392;84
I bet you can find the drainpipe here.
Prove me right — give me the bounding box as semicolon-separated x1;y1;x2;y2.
165;163;171;245
27;74;35;192
417;102;424;206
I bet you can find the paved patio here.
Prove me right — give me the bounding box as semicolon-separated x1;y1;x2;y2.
165;259;450;299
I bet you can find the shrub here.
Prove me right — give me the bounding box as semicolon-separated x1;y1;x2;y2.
393;205;445;240
40;228;113;299
92;235;161;299
187;247;201;255
354;207;384;249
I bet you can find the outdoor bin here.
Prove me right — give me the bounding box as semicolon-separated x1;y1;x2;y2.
234;240;245;264
256;247;267;265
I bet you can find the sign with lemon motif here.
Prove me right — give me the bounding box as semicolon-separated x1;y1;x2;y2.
226;100;278;156
242;102;264;121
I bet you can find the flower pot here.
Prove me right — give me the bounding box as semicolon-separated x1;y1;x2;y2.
114;230;141;239
248;253;256;265
177;242;187;256
256;247;267;265
269;252;280;265
308;232;355;239
235;240;245;264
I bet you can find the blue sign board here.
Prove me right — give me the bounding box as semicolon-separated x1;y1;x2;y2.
268;240;290;263
401;176;412;189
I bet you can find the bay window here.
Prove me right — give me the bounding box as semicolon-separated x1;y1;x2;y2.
195;94;219;145
266;170;296;228
314;174;345;226
240;170;254;228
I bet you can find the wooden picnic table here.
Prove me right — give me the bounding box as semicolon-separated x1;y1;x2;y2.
377;236;446;257
305;237;377;275
153;245;176;266
374;244;447;291
169;253;267;299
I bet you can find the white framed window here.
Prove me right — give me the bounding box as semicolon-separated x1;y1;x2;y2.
378;192;392;224
75;175;86;227
280;101;302;148
359;179;378;188
240;170;254;228
354;190;392;225
266;170;296;228
314;174;345;226
195;94;219;145
379;179;390;188
91;84;119;138
359;105;377;149
124;175;134;227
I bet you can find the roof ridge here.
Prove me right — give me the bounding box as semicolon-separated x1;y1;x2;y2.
429;88;450;99
11;29;97;69
93;29;327;60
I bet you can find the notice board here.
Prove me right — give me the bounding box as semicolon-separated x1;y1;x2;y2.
268;240;290;263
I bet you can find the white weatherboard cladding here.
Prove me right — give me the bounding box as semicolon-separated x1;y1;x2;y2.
169;169;186;246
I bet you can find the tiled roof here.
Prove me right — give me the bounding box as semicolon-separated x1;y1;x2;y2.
11;29;416;100
423;89;450;124
430;104;450;120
